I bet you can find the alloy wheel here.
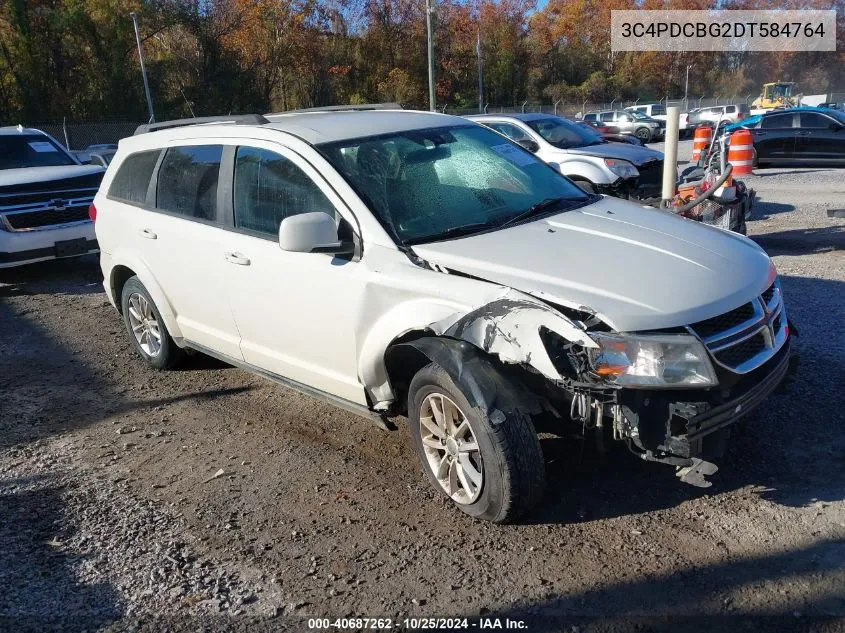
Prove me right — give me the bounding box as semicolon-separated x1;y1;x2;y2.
418;393;484;505
127;292;162;357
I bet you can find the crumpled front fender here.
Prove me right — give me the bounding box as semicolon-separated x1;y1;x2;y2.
364;287;597;409
434;291;597;381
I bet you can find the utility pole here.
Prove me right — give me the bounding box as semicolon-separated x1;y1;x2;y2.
476;24;484;113
131;12;155;123
684;64;693;112
425;0;436;111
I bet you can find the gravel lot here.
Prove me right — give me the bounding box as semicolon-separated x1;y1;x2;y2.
1;142;844;632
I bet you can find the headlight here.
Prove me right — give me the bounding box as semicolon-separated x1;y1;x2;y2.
587;333;717;388
604;159;639;179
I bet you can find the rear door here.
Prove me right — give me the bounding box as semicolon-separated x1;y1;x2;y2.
144;142;243;359
751;112;796;162
103;148;162;262
795;112;845;162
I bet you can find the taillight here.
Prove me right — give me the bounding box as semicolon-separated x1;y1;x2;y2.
88;203;97;222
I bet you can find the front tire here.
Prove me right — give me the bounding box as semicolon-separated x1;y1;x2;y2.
635;127;651;142
408;363;545;523
574;180;596;194
121;276;183;370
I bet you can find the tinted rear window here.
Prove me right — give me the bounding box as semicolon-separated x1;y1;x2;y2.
108;150;161;204
761;113;794;129
156;145;223;221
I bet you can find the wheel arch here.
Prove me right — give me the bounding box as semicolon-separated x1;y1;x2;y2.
107;249;183;341
551;158;611;186
387;335;545;420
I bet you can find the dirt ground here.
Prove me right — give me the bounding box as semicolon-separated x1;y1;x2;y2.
2;147;844;632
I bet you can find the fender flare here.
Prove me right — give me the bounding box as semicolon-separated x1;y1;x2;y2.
394;337;544;419
108;248;183;340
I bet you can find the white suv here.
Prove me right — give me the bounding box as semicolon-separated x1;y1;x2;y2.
94;109;793;522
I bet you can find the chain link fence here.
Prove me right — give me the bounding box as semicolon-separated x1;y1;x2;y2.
23;89;845;148
444;91;843;117
24;120;140;151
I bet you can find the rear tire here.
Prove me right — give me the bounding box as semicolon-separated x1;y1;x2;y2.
408;363;545;523
121;276;183;370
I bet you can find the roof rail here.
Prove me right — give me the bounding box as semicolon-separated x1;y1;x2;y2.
277;103;403;114
134;114;269;136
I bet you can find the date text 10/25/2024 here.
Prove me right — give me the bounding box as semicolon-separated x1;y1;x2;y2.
307;617;529;630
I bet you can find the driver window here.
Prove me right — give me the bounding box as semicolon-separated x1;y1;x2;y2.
234;147;337;237
799;113;830;128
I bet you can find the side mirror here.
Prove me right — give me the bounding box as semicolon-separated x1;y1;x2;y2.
279;212;350;254
516;138;540;153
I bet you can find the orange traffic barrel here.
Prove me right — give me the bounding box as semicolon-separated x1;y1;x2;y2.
691;126;713;163
728;129;754;175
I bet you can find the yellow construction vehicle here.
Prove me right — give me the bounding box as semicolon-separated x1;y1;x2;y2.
751;82;798;110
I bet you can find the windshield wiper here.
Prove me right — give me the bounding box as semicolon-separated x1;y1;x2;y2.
405;222;494;245
497;196;584;230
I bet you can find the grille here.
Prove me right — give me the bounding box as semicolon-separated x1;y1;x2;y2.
714;331;768;367
690;302;756;339
689;277;786;374
4;206;89;230
0;187;98;208
761;282;776;306
637;160;664;187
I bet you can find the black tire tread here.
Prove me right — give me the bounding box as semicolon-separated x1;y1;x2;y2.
486;406;545;523
121;276;183;370
409;363;545;523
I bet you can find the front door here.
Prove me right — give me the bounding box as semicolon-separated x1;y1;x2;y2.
795;112;845;162
219;143;367;405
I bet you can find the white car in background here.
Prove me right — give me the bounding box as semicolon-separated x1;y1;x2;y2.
0;126;103;268
625;104;690;135
468;113;666;199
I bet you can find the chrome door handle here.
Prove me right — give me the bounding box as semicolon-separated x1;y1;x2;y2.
224;252;251;266
139;228;157;239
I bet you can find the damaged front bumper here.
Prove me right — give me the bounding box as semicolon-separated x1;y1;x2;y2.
572;339;795;487
595;176;639;199
596;176;663;201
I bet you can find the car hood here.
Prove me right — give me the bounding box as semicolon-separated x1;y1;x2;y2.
563;143;663;166
412;196;774;332
0;164;105;188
